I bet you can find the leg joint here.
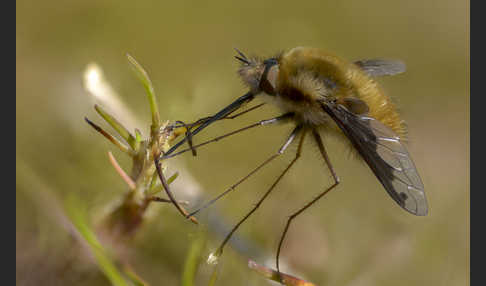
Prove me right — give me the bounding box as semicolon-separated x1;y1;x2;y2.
288;213;298;220
334;176;341;184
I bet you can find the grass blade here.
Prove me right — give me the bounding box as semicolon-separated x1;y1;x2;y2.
126;53;160;130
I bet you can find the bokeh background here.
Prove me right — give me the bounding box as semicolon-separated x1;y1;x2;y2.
16;0;469;285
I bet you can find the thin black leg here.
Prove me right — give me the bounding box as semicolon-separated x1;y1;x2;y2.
212;125;306;258
163;113;293;159
155;113;293;223
276;129;340;274
179;103;266;129
163;91;255;157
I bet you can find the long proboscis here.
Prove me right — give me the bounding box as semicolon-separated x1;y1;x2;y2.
161;91;255;159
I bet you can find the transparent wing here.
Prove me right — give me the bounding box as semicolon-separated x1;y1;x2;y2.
322;102;428;215
354;59;406;77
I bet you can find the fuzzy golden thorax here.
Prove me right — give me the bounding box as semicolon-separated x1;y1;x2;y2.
277;47;405;137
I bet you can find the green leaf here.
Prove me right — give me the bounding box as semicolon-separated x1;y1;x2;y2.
147;171;179;196
66;199;129;286
126;54;160;131
181;232;206;286
85;117;134;156
94;104;137;150
134;128;143;152
123;265;149;286
207;265;220;286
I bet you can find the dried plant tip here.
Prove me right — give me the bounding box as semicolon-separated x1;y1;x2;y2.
188;216;199;224
94;105;137;150
248;260;316;286
85;117;133;155
108;151;136;191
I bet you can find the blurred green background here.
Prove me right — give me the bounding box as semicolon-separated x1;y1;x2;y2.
16;0;469;285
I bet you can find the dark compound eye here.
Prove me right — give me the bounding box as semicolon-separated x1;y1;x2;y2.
263;58;278;66
259;59;279;95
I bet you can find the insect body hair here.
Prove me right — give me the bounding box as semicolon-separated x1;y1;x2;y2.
237;56;265;94
278;47;407;139
344;67;406;139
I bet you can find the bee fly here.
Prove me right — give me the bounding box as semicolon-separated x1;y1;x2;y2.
155;46;428;273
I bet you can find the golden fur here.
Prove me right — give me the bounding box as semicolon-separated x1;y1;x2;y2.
276;47;405;138
237;46;407;149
